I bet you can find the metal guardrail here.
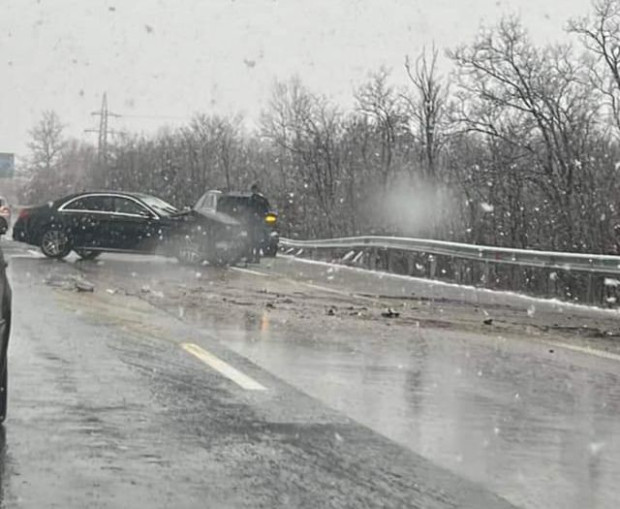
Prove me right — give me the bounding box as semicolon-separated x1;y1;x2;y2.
280;236;620;276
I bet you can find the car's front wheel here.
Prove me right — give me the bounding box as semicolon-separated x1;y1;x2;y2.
75;249;100;261
40;227;72;259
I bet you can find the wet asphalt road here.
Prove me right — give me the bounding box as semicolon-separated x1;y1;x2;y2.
1;240;516;509
2;241;620;508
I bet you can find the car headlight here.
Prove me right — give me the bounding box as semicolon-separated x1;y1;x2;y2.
265;214;277;224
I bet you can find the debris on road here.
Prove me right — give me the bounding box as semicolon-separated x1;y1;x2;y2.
381;308;400;319
266;302;275;309
75;278;95;292
327;307;336;316
483;318;493;325
44;274;68;288
45;274;96;293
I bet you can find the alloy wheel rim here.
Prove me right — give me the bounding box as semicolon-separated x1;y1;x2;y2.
42;230;68;256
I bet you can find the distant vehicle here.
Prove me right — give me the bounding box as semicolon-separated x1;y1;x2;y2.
0;245;11;422
0;197;11;235
12;191;248;265
195;190;279;257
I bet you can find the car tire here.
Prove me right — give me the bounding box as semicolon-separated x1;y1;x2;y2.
40;227;72;259
75;249;101;261
263;244;278;258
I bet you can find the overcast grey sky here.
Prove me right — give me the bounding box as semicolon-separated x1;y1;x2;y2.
1;0;591;156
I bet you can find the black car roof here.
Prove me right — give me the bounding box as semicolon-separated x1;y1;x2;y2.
59;190;157;202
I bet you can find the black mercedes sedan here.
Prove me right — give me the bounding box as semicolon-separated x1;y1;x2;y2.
13;191;248;265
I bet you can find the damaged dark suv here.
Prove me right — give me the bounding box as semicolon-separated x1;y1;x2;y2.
195;190;279;257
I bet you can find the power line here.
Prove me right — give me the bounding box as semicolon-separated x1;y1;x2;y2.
84;93;122;167
119;113;188;121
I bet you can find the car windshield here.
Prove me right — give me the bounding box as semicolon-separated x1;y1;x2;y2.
137;195;178;216
218;196;270;217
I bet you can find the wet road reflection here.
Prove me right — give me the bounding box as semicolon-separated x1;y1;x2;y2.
223;322;620;509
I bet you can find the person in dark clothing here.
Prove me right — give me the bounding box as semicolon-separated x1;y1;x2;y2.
246;184;264;263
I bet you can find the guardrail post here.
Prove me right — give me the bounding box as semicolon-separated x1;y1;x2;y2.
429;255;437;279
481;262;490;287
407;254;415;276
387;250;395;273
453;258;462;284
586;273;593;304
367;248;378;271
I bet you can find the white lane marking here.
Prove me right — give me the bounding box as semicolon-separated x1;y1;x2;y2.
298;281;383;303
544;340;620;363
232;267;269;277
300;281;357;298
181;343;267;391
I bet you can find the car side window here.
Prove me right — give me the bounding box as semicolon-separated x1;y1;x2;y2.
112;197;151;217
64;196;106;211
214;195;226;211
206;194;216;210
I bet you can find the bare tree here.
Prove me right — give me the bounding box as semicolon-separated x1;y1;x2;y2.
355;69;407;189
404;47;447;180
262;79;344;236
569;0;620;133
27;111;66;174
449;17;601;250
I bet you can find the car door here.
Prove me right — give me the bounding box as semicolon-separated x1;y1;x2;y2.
58;195;108;248
97;196;159;252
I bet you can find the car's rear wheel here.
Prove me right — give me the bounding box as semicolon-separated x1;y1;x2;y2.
263;243;278;257
75;249;100;260
40;227;72;259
